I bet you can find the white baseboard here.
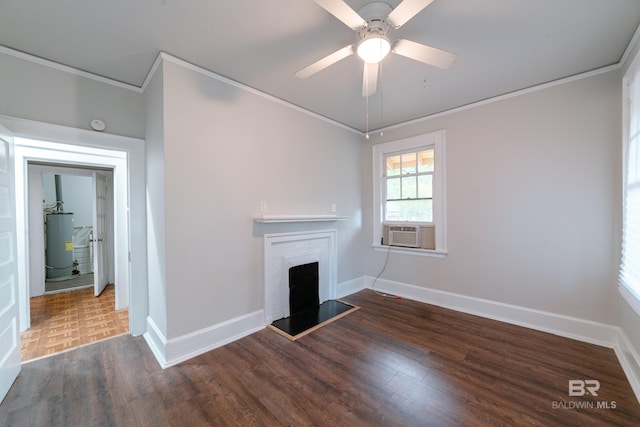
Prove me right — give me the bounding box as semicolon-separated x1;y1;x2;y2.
366;276;617;346
144;310;264;369
143;277;366;368
613;329;640;403
143;317;168;366
336;276;367;299
142;277;367;368
364;275;640;403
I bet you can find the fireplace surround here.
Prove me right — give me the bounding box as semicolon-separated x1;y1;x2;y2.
263;230;337;324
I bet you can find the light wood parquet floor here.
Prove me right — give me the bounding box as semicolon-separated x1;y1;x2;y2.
20;284;129;361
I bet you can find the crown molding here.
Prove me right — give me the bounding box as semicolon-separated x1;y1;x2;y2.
0;45;142;93
0;44;628;136
373;63;621;135
145;52;363;136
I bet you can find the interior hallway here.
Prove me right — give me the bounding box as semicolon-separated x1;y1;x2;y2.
20;284;129;361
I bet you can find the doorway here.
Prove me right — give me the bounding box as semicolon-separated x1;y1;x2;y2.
8;122;147;341
18;163;127;360
30;165;114;296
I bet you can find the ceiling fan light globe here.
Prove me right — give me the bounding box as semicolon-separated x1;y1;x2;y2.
357;35;391;64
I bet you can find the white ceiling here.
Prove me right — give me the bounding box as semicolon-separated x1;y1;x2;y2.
1;0;639;132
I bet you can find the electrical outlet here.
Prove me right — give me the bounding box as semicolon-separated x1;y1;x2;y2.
331;203;336;213
260;201;267;212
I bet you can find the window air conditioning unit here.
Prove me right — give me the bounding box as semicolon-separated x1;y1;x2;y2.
387;225;421;248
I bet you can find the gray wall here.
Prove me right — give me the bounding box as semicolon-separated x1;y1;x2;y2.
0;52;144;138
364;70;622;325
42;174;93;226
147;57;365;339
3;44;639;365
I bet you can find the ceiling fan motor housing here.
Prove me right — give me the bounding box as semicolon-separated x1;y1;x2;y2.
356;1;393;63
358;2;393;35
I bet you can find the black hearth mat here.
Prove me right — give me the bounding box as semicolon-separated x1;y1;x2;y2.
268;300;360;341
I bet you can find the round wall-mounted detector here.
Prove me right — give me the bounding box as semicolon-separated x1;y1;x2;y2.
90;119;106;132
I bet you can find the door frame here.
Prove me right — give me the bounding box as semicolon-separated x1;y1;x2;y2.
0;114;147;336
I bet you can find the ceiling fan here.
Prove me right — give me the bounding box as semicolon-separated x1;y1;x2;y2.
296;0;457;97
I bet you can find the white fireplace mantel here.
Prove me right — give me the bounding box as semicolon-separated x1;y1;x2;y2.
254;215;349;223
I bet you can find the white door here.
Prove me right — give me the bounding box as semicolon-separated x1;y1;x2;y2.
0;125;20;403
92;171;108;296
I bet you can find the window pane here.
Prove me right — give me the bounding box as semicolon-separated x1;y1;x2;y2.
418;174;433;198
386;155;401;176
386;177;401;199
401;152;416;174
386;199;433;222
401;176;417;199
418;149;434;172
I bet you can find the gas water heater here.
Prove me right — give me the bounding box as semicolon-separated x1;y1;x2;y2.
45;212;75;279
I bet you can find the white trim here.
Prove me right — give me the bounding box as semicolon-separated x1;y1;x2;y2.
263;229;338;324
613;329;640;403
336;277;367;299
0;46;142;93
620;46;640;316
1;45;625;135
371;244;448;258
373;65;620;134
0;115;147;336
143;317;167;366
144;311;264;369
0;114;144;152
140;52;163;93
620;22;640;68
365;276;618;347
143;275;365;369
372;130;447;253
359;276;640;402
146;52;362;136
620;285;640;317
335;277;640;403
253;215;349;223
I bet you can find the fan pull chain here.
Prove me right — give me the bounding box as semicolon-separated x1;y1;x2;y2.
379;62;383;137
365;82;370;140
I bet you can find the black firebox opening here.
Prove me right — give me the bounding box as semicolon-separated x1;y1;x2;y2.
270;261;356;339
288;262;319;315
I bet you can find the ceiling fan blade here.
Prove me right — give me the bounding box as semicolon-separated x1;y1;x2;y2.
386;0;434;29
362;62;379;97
313;0;367;30
295;45;355;79
392;39;456;69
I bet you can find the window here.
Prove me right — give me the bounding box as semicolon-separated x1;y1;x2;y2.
372;130;447;255
621;57;640;309
384;148;434;222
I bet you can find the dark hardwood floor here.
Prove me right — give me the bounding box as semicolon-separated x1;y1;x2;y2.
2;289;639;426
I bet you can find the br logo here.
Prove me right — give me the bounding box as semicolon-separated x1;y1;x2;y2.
568;380;600;396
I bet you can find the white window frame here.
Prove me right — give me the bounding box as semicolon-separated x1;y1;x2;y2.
372;130;447;257
383;147;435;223
621;51;640;315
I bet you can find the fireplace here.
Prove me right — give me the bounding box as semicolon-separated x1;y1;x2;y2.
263;230;337;324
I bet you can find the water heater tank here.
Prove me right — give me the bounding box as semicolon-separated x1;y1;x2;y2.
46;212;75;279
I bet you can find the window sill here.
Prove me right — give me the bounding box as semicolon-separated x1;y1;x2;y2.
371;244;448;258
